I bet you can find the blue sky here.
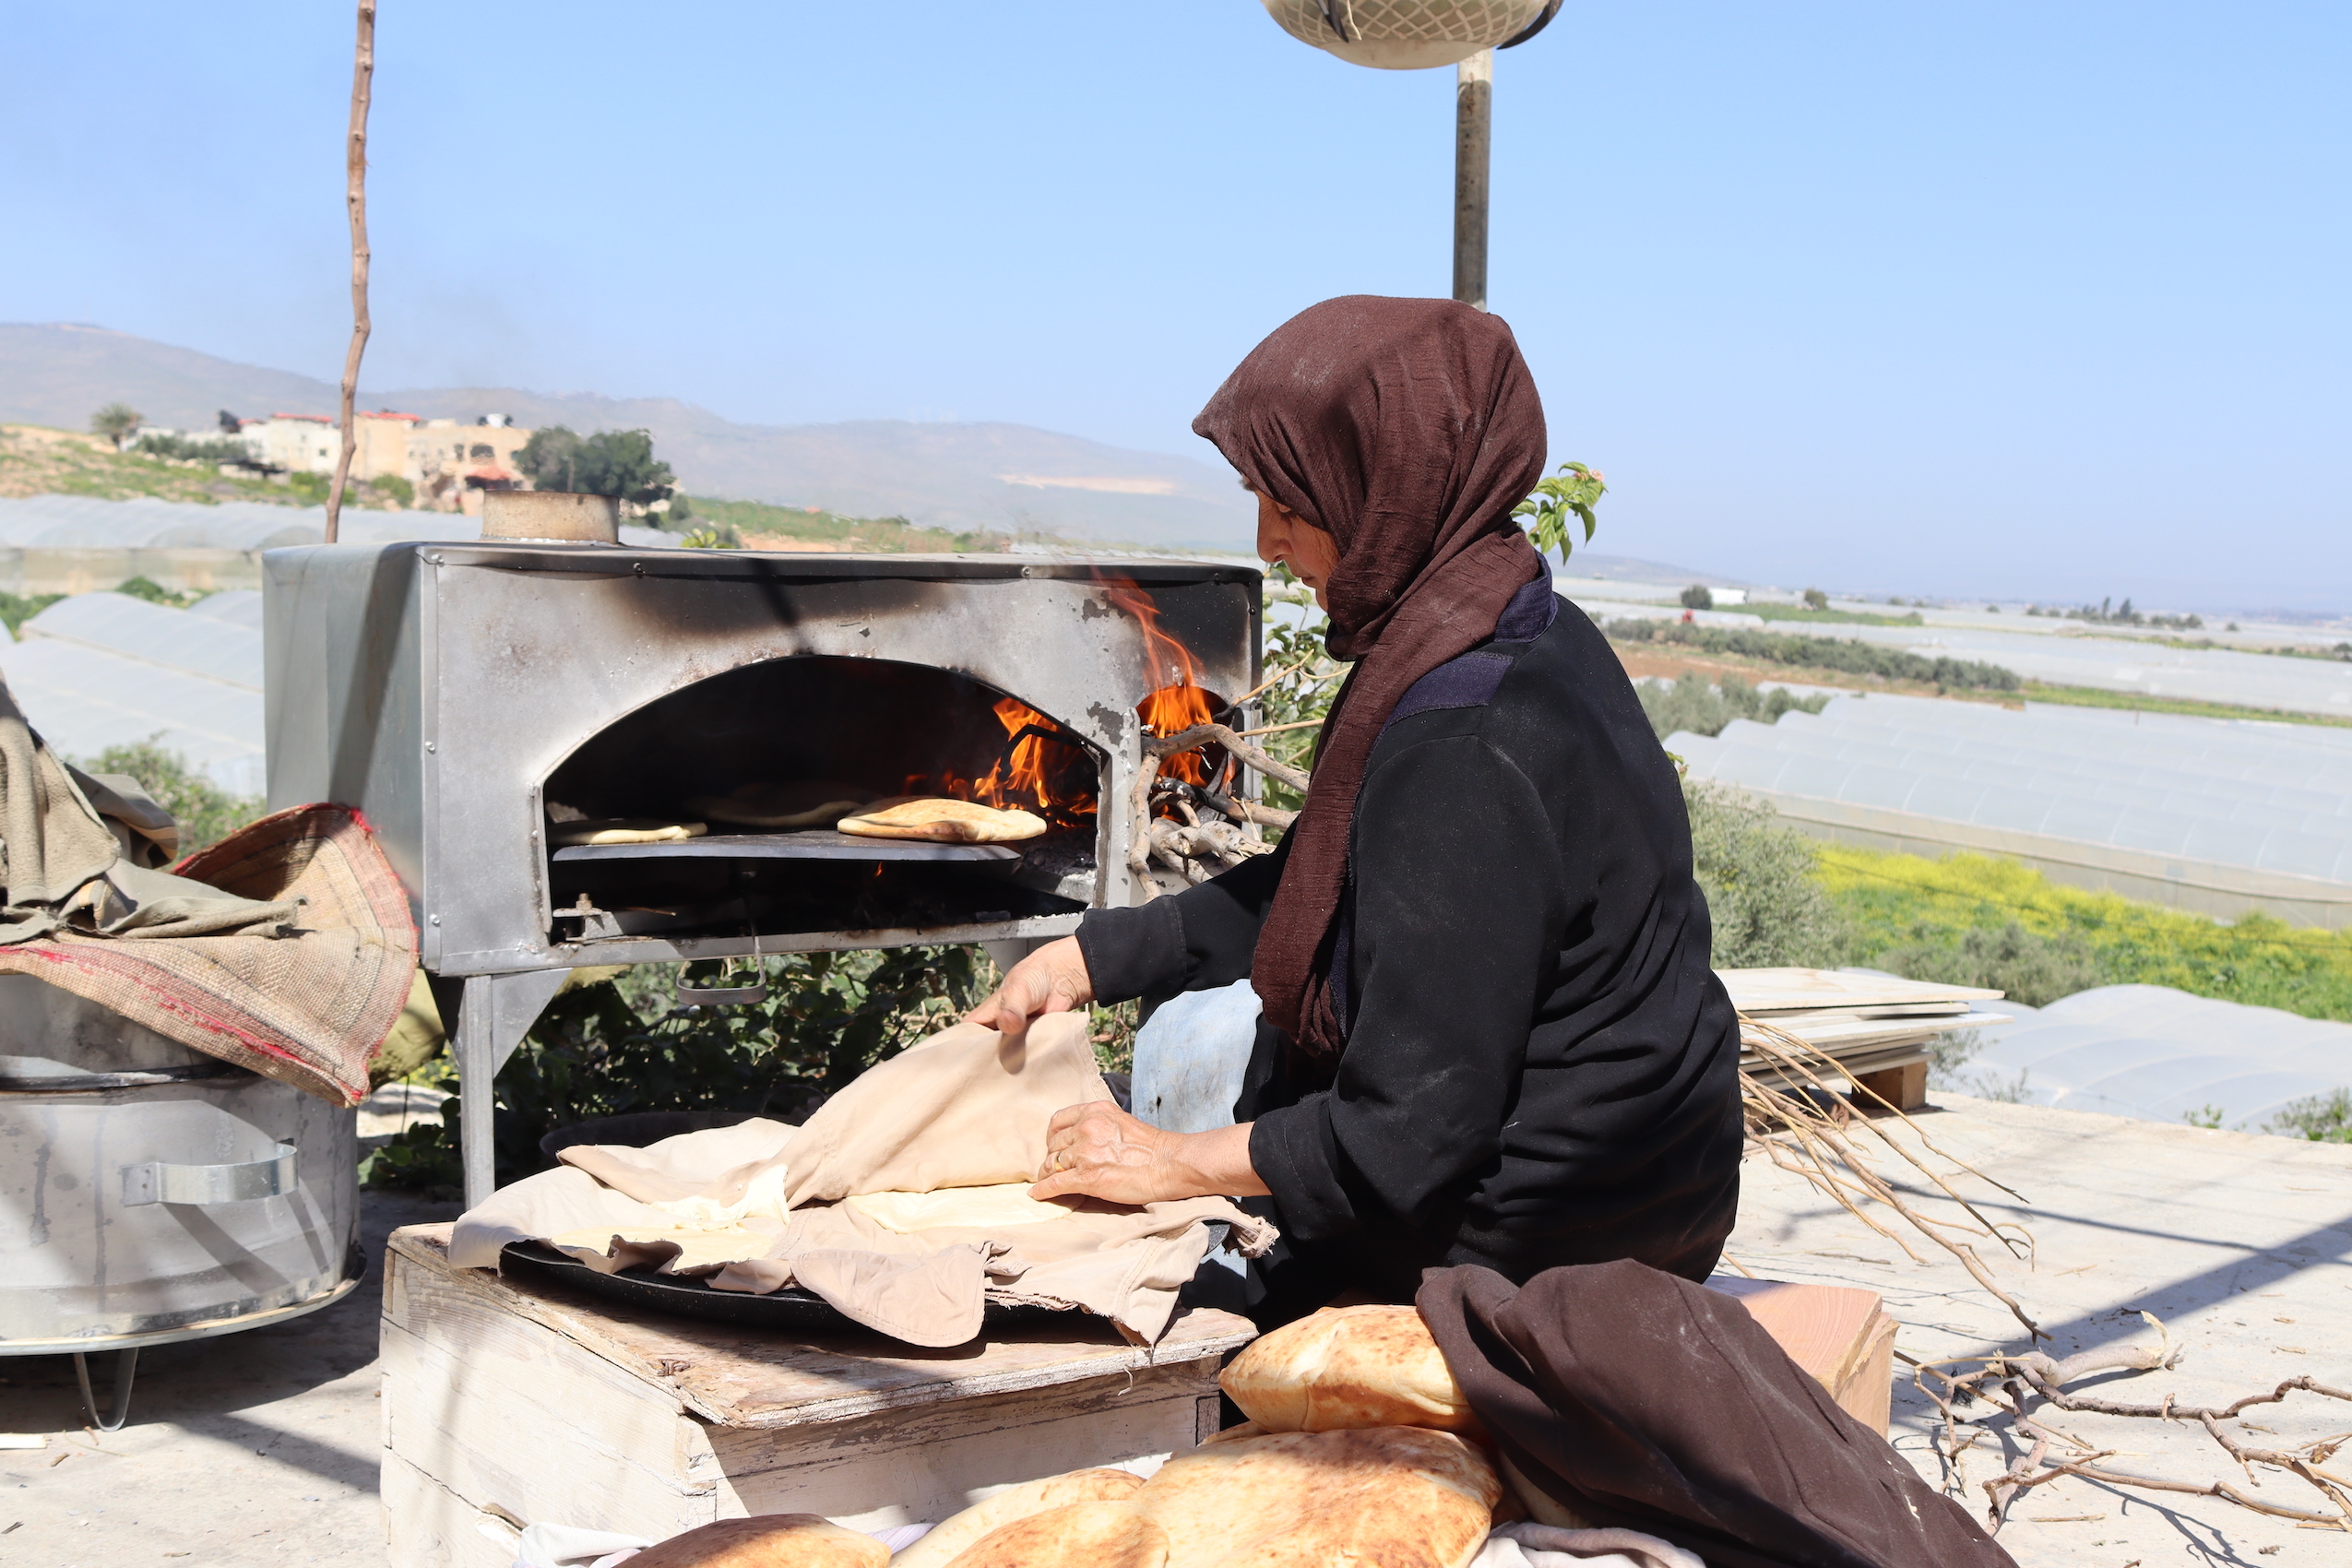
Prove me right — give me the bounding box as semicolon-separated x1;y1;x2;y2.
3;3;2346;612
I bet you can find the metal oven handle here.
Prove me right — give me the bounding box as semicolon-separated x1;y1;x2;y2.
121;1144;298;1206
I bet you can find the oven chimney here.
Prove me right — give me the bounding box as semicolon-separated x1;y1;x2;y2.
481;491;620;545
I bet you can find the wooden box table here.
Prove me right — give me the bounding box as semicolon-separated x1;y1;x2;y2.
379;1224;1256;1566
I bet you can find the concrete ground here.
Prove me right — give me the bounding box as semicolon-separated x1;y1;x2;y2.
6;1094;2346;1568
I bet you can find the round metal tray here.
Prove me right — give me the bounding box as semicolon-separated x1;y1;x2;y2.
499;1241;1060;1335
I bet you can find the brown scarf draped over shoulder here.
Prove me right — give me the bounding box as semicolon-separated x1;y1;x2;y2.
1193;295;1548;1058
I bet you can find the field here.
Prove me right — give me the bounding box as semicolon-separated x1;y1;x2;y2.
0;422;306;505
1820;847;2352;1024
683;495;1011;553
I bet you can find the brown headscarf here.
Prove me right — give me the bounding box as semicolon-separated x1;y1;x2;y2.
1193;296;1548;1057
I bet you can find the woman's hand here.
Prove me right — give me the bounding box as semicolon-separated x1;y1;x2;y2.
965;935;1094;1039
1029;1102;1270;1206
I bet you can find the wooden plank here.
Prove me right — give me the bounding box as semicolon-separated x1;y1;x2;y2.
708;1364;1222;1531
1718;968;2003;1013
379;1317;718;1538
387;1225;1255;1430
383;1448;529;1568
1852;1060;1930;1112
1705;1276;1893;1437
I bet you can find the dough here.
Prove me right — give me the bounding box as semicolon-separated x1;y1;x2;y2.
887;1469;1144;1568
626;1514;885;1568
1133;1426;1499;1568
552;819;707;846
690;781;872;830
1218;1304;1477;1433
837;797;1047;844
844;1183;1078;1234
932;1502;1166;1568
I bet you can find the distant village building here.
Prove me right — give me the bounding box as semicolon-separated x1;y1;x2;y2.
226;411;535;512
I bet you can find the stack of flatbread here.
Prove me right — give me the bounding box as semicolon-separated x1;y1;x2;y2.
837;797;1047;844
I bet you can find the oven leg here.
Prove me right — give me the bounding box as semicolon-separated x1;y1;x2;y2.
443;968;579;1210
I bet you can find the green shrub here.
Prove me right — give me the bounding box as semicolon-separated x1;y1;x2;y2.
1607;619;2021;691
371;473;415;506
72;738;265;854
115;575;205;610
2267;1088;2352;1144
1680;584;1715;611
1683;781;1847;968
1638;672;1830;740
288;470;330;504
1867;920;2106;1008
0;591;64;635
364;947;987;1193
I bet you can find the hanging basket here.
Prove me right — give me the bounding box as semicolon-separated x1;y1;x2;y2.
1261;0;1557;71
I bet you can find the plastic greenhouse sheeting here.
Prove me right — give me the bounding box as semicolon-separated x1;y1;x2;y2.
20;590;262;689
0;493;477;548
1963;984;2352;1134
1669;694;2352;887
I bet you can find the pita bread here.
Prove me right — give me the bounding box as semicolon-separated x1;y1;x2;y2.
1134;1426;1499;1568
932;1502;1166;1568
837;797;1047;844
627;1514;885;1568
888;1469;1144;1568
690;781;872;831
1218;1304;1476;1433
552;819;708;846
845;1183;1079;1234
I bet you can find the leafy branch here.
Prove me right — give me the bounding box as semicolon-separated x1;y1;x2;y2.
1512;460;1607;564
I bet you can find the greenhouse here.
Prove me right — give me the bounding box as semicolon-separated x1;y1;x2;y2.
1669;693;2352;926
1964;983;2352;1135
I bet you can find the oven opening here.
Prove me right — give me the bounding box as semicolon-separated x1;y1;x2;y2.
540;656;1103;944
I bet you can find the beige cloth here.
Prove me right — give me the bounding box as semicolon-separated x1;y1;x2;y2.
451;1015;1276;1346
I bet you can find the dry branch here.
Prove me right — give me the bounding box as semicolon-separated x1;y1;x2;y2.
325;0;375;545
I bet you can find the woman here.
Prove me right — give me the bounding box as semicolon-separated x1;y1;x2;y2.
968;295;1741;1323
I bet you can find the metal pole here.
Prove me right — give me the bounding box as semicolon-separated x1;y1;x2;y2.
1453;48;1492;310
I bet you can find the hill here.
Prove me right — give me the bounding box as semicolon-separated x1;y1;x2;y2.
0;324;1258;550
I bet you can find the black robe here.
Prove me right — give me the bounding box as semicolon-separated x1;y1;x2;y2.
1080;589;1742;1297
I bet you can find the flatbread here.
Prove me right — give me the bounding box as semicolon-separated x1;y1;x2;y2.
689;780;872;831
552;819;708;846
935;1502;1166;1568
837;797;1047;844
845;1183;1079;1234
1134;1426;1499;1568
627;1514;885;1568
1219;1303;1477;1433
888;1469;1144;1568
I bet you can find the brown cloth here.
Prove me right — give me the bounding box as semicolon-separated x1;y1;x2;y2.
1192;295;1548;1056
1417;1261;2017;1568
0;673;412;1104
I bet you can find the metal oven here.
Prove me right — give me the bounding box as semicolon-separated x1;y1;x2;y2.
262;539;1261;1201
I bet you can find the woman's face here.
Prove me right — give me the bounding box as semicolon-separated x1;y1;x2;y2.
1254;492;1341;611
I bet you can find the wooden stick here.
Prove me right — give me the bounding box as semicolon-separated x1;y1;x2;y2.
1236;717;1324;738
1144;722;1310;793
325;0;375;545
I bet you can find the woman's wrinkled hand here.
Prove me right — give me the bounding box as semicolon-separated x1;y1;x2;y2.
964;935;1093;1039
1028;1102;1272;1206
1028;1099;1187;1206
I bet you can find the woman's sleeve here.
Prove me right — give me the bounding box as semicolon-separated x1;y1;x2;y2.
1248;736;1559;1240
1075;832;1292;1004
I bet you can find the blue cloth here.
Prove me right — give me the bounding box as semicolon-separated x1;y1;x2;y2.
1129;978;1261;1134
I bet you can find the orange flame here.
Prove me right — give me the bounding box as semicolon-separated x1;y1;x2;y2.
902;695;1096;827
1100;576;1225;798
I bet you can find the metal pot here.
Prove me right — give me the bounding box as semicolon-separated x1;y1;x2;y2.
0;976;361;1356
